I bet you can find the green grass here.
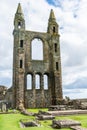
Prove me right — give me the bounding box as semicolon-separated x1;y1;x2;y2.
27;108;48;113
0;109;87;130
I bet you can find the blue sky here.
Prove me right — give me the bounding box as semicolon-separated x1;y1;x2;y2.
0;0;87;99
46;0;62;7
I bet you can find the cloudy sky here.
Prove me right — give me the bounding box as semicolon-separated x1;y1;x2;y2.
0;0;87;99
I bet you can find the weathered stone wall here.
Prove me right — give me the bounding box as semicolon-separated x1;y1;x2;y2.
44;91;52;107
12;4;63;109
25;90;51;108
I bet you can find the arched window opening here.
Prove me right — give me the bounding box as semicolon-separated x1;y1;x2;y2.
53;26;55;33
20;40;23;47
36;74;40;89
44;74;48;90
27;74;32;90
20;59;23;68
55;43;57;52
18;22;21;28
31;38;43;60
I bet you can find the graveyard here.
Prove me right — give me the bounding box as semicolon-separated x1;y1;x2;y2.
0;108;87;130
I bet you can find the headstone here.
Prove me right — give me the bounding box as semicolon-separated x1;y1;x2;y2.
23;121;40;127
52;119;81;129
20;120;41;128
70;126;87;130
38;110;51;115
1;103;6;112
37;114;55;120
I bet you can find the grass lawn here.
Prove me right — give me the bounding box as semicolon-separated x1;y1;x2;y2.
0;109;87;130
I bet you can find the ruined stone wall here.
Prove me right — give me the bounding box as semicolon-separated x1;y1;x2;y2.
25;90;51;108
12;4;63;109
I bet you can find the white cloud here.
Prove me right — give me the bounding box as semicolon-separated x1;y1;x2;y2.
63;88;87;99
0;0;87;99
57;0;87;99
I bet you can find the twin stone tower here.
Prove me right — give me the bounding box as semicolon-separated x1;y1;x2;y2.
12;3;63;109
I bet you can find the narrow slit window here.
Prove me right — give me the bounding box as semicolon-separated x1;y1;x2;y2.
44;75;48;90
53;26;55;33
55;43;57;52
56;62;59;70
20;40;23;47
20;59;23;68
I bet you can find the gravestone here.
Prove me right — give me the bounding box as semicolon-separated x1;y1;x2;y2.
52;119;81;129
37;115;55;120
20;120;41;128
1;103;6;112
70;126;87;130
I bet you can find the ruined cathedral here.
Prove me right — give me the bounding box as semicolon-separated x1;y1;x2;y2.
11;3;63;109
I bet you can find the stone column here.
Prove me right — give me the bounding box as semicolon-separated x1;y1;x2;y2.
40;73;45;107
32;72;36;108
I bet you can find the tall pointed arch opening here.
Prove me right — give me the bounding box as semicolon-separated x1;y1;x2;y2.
31;38;43;60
